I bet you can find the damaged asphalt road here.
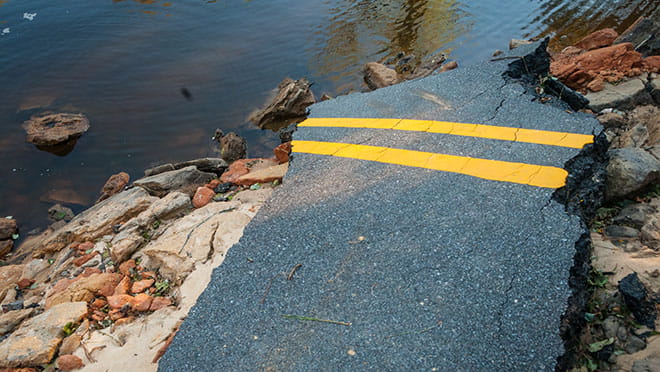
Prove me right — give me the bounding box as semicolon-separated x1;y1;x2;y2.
159;42;603;371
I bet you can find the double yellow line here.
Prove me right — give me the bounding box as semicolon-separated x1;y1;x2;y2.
292;118;594;189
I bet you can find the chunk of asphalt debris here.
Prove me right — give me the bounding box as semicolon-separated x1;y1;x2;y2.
618;273;657;329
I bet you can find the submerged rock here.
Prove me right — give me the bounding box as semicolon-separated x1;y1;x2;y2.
22;113;89;156
214;129;247;164
47;204;74;223
248;78;315;130
509;38;532;49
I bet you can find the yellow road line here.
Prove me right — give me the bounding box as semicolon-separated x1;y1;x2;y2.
299;118;593;149
292;140;568;188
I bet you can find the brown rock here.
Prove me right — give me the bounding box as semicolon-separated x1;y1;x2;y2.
364;62;399;90
108;309;125;321
192;187;215;208
16;279;34;290
106;294;134;310
114;276;131;295
149;296;172;311
80;267;101;277
97;172;130;203
0;302;88;367
0;368;37;372
114;317;134;327
118;259;136;276
141;271;157;280
131;293;153;312
586;76;604;92
0;265;24;304
215;131;248;163
58;334;82;355
0;219;17;241
22;113;89;147
205;179;221;189
77;241;94;252
90;298;107;309
56;355;84;371
248;78;316;130
219;159;250;184
90;310;106;322
644;56;660;72
236;163;288;186
45;273;122;309
273;142;292;164
131;279;154;294
574;28;618;51
0;308;34;336
615;16;660;57
509;38;532;49
72;251;98;267
551;43;645;92
0;240;13;258
439;61;458;73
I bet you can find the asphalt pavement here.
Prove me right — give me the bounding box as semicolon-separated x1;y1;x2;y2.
159;43;602;371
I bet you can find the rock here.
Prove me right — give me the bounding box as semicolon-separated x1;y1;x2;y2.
0;218;17;241
149;297;172;311
509;38;532;49
134;166;215;197
58;334;81;356
632;358;660;372
219;159;251;184
107;294;134;310
47;204;74;223
15;278;34;290
97;172;129;203
205;179;221;189
612;123;649;148
131;293;153;312
625;334;647;354
35;187;156;257
144;158;228;177
192;187;215;208
214;182;233;194
651;73;660;103
236;163;288;186
615;16;660;57
72;251;98;267
641;216;660;250
273;142;291;164
119;260;136;276
0;308;34;336
0;240;12;258
22;113;89;155
131;279;154;294
585;76;652;111
601;316;621;339
40;189;88;206
0;302;88;367
407;54;447;79
574;28;618;51
214;130;247;164
492;50;503;57
439;61;458;73
45;273;122;309
551;43;646;93
363;62;399;90
628;105;660;146
606;148;660;200
56;355;83;371
618;273;657;328
113;276;131;295
143;163;175;177
248;78;316;130
278;122;297;144
613;203;654;228
597;112;627;129
0;265;24;304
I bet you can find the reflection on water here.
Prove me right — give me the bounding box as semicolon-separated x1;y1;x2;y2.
0;0;658;234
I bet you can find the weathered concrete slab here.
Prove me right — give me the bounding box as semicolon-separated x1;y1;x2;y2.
159;43;601;371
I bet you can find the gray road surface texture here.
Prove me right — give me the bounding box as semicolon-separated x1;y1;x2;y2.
159;44;601;371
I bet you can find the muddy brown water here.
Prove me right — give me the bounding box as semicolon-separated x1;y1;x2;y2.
0;0;658;235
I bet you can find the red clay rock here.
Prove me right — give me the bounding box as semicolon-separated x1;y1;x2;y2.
273;142;292;164
643;56;660;72
141;271;157;280
16;278;35;290
108;309;125;321
97;172;129;203
131;293;153;312
205;179;221;189
90;298;107;309
149;296;172;311
56;354;84;371
118;259;136;276
192;187;215;208
131;279;154;294
574;28;618;50
72;251;98;267
90;310;106;322
440;61;458;72
80;267;101;277
77;241;95;252
219;159;251;183
236;163;288;186
106;294;134;310
551;42;645;92
114;276;131;295
45;273;122;309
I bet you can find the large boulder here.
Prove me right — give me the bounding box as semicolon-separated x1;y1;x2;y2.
248;78;316;130
574;28;619;51
364;62;399;90
585;75;652;111
606;148;660;200
0;302;88;367
134;166;215;197
22;113;90;156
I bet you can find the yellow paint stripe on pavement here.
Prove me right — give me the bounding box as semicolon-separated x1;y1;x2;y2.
292;140;568;189
299;118;593;149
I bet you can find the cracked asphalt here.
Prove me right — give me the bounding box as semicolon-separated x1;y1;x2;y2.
159;43;602;371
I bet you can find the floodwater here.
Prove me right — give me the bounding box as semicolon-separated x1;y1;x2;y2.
0;0;658;233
